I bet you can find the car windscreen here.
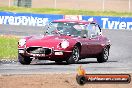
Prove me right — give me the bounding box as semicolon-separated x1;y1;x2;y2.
46;22;86;37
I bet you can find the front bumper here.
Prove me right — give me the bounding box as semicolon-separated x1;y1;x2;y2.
18;48;72;60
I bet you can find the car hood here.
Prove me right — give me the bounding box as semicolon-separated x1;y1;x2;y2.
26;35;74;48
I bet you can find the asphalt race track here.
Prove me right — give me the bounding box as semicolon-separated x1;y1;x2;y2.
0;24;132;74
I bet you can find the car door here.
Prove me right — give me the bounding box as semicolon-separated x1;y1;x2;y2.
88;36;102;54
78;37;92;57
86;23;102;55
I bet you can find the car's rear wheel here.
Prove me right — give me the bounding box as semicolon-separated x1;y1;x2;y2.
97;47;109;63
18;54;32;65
66;46;80;64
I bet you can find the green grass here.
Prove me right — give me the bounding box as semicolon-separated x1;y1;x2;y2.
0;35;19;59
0;6;132;17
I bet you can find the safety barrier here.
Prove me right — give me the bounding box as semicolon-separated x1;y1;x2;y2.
0;11;132;30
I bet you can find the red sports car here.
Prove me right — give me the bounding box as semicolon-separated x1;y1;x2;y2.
18;19;111;65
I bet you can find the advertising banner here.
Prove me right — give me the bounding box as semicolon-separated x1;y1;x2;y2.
0;11;132;29
82;16;132;30
0;12;63;26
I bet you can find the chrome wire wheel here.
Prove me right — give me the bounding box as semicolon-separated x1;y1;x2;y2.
66;46;80;64
103;47;109;61
72;46;80;62
97;47;109;63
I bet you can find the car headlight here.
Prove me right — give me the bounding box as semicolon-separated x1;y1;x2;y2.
18;39;26;47
60;40;69;49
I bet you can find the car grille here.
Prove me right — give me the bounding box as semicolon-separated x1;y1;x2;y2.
26;47;52;55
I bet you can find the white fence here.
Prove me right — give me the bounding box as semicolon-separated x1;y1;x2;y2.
32;0;132;12
0;0;131;12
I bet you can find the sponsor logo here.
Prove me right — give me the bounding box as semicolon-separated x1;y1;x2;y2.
64;15;82;20
0;16;48;26
76;66;131;85
101;18;132;29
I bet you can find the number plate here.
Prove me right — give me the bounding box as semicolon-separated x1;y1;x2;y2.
19;50;24;53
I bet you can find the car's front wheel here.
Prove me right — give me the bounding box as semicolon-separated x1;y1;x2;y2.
18;54;32;65
97;47;109;63
66;46;80;64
